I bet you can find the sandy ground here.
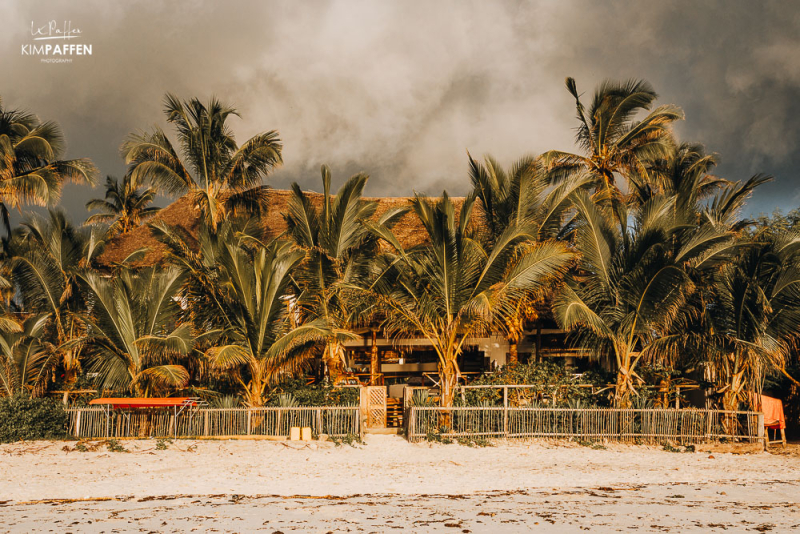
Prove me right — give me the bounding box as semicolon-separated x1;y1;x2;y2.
1;436;799;532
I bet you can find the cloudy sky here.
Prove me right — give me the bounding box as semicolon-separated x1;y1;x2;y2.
2;0;799;220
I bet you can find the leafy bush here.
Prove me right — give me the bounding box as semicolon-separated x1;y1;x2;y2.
457;361;611;407
331;433;365;447
106;439;128;452
0;395;69;443
266;378;359;407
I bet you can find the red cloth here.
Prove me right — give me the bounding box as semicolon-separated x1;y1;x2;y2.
756;394;786;430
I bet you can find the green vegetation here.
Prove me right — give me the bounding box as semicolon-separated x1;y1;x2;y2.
459;361;610;407
106;439;128;453
0;395;68;443
0;77;798;419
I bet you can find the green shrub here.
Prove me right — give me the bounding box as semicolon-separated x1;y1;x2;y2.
266;378;359;407
0;395;69;443
331;433;364;447
106;439;128;453
457;361;611;407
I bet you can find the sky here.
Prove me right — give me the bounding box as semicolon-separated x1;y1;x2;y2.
2;0;799;221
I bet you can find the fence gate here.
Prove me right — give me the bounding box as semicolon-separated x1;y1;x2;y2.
361;386;387;429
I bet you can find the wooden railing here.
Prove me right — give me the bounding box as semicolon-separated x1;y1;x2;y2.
406;406;764;444
66;406;360;439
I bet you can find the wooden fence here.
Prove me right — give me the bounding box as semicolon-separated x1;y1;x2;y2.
66;406;360;439
406;406;764;444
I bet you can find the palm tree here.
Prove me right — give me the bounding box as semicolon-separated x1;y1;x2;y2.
469;153;586;363
78;267;194;396
542;78;683;212
11;210;104;385
121;94;282;231
554;191;695;407
0;96;98;236
658;223;800;414
85;175;160;237
202;238;334;406
0;315;57;397
286;166;400;382
367;193;574;407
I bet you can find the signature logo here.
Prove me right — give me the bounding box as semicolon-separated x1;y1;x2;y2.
21;20;92;63
30;20;83;40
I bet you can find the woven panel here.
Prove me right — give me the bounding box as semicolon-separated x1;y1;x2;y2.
365;386;387;428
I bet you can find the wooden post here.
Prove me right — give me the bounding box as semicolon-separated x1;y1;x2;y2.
535;322;542;361
75;410;81;438
757;412;765;449
503;386;508;437
246;409;252;436
675;386;680;409
370;330;380;385
316;408;323;435
204;411;209;437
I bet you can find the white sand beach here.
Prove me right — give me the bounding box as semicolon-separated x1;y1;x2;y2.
1;436;800;532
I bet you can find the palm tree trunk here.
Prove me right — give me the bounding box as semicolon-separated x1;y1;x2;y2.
720;366;746;435
507;343;518;365
369;330;380;385
324;340;345;384
247;375;265;408
438;359;459;408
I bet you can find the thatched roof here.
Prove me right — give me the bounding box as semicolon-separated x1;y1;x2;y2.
95;188;470;269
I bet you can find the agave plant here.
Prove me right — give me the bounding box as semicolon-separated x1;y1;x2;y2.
78;267;194;396
122;94;282;231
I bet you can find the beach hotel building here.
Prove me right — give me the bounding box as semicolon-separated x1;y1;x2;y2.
96;188;589;422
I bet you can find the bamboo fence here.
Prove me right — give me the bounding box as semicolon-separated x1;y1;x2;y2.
406;406;764;444
66;406;360;439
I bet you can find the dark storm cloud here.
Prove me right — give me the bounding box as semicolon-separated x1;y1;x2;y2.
1;0;799;221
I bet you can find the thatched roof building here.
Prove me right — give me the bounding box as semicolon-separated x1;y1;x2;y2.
95;188;469;269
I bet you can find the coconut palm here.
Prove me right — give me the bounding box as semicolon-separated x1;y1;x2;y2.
554;190;696;407
202;238;336;406
11;210;104;385
121;94;282;231
469;153;586;363
469;153;583;244
78;267;194;396
286;166;401;382
0;96;98;236
367;193;574;407
0;315;57;397
85;175;160;237
542;78;683;212
657;224;800;413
